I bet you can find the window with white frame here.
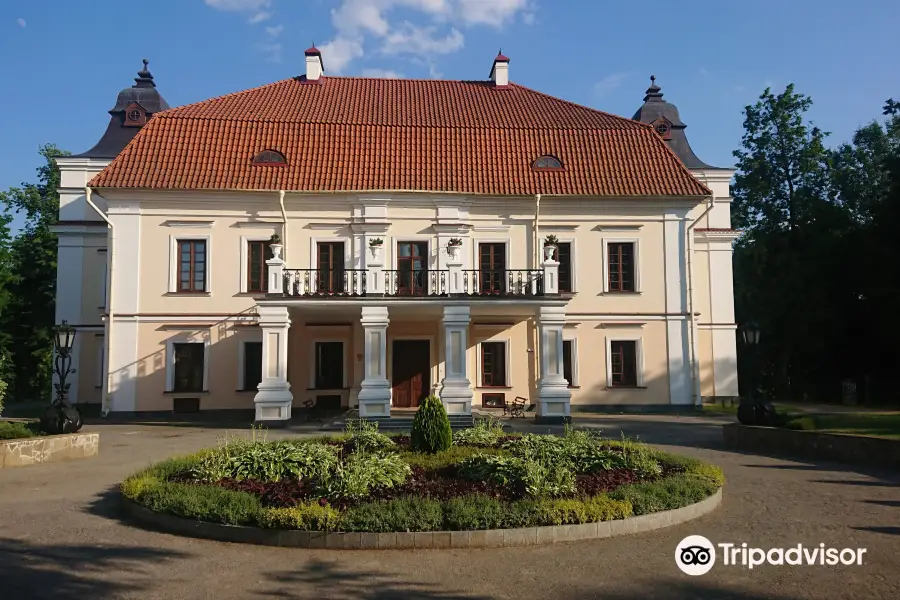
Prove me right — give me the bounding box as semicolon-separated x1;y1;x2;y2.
169;236;211;293
562;338;579;387
240;341;263;391
606;338;642;388
167;340;208;392
478;340;509;387
603;239;639;293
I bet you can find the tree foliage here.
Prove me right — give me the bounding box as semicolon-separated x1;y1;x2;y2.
733;86;900;404
0;144;68;402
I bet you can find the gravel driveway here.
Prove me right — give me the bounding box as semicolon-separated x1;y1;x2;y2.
1;416;897;600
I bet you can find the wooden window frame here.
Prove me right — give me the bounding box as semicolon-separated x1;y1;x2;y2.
316;241;346;294
167;340;208;393
605;337;643;389
169;235;211;294
308;337;348;390
246;240;272;293
478;242;508;294
314;340;345;390
395;240;430;296
562;337;579;388
239;339;263;392
478;340;510;388
554;239;576;293
603;239;639;293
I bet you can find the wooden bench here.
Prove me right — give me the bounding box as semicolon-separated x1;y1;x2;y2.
503;396;535;418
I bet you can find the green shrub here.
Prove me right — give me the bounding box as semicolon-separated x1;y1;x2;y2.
0;376;6;417
258;503;343;531
341;497;444;532
193;440;340;483
399;446;508;470
452;417;506;447
520;458;577;497
411;394;452;454
121;473;163;501
317;451;411;500
502;433;567;457
345;419;396;452
139;482;262;525
442;494;507;530
533;495;633;525
608;474;718;515
458;453;576;498
458;454;524;486
0;420;40;440
782;416;817;431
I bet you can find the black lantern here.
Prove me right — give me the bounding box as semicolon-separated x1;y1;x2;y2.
737;321;776;426
40;320;83;434
740;321;761;346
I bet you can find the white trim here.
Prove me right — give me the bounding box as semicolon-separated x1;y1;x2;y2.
595;224;644;232
163;220;214;228
473;237;512;272
544;234;577;293
387;335;438;399
562;335;579;387
165;334;211;393
475;337;512;389
238;333;264;391
306;222;349;231
391;236;437;293
308;236;353;271
604;335;645;388
240;235;275;293
169;234;212;294
471;225;511;232
601;237;641;294
235;220;285;228
309;337;350;389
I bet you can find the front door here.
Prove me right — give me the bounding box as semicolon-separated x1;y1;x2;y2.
391;340;430;408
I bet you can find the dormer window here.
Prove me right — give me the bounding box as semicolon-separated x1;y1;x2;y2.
533;155;563;171
651;118;672;140
123;102;147;127
252;150;287;166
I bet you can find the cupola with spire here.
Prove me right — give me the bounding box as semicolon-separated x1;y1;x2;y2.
632;75;722;170
72;59;170;159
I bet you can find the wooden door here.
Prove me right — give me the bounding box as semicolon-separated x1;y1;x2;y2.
317;242;345;294
478;243;506;294
391;340;431;408
396;242;428;296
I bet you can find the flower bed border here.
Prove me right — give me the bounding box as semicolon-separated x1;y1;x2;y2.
1;431;99;468
121;488;722;549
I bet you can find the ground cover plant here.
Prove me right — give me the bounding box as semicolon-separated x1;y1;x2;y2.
122;419;723;532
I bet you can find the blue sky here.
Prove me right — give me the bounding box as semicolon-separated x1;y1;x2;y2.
1;0;898;231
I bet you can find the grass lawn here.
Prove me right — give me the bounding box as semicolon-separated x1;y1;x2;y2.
804;413;900;440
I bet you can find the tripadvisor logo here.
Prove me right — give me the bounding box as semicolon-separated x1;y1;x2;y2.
675;536;867;575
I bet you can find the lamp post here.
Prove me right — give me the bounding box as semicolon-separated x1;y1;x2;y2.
40;320;83;434
737;321;774;426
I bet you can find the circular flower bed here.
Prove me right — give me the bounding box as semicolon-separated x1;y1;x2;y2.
121;420;724;533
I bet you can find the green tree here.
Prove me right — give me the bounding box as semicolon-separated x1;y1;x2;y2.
731;85;845;400
0;144;69;403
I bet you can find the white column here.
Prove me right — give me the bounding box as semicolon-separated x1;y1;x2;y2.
254;304;293;424
708;238;739;397
107;202;141;414
365;242;385;295
267;245;284;294
439;305;473;415
541;253;559;295
349;320;364;408
663;212;692;405
536;305;571;422
357;305;391;417
446;245;464;295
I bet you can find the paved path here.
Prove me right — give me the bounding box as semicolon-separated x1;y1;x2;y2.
1;416;898;600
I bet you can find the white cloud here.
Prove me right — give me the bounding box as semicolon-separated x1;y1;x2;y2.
320;37;365;74
205;0;270;10
248;11;272;24
16;18;26;28
593;72;629;99
320;0;531;75
265;24;284;38
361;68;404;78
381;22;463;55
260;42;283;62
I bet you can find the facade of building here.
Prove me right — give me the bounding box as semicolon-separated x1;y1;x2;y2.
53;51;739;425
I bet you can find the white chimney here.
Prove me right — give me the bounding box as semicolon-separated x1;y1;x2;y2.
305;46;324;81
490;51;510;87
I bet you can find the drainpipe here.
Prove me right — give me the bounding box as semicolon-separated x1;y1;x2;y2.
686;191;715;407
533;194;541;269
278;190;287;262
84;187;114;417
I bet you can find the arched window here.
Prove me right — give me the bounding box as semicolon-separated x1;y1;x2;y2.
532;155;563;170
252;150;287;166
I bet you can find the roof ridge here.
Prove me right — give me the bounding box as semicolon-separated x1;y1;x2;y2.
507;82;646;130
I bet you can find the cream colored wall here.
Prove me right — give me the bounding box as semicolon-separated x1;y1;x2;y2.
288;323;355;407
469;321;534;408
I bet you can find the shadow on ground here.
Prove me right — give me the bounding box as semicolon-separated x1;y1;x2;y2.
256;559;801;600
0;537;191;599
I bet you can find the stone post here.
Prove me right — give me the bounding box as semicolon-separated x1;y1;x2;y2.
253;304;293;425
536;305;571;423
439;305;473;414
541;256;559;295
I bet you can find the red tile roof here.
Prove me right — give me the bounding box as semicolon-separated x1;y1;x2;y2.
89;76;711;197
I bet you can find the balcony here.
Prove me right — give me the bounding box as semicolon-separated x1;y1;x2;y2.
275;267;552;299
